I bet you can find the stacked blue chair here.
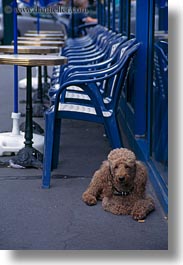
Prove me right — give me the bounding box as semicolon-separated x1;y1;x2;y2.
49;34;129;100
42;42;141;188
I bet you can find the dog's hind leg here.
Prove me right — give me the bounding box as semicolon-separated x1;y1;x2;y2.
131;197;155;220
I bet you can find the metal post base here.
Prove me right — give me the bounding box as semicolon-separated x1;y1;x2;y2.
10;146;43;169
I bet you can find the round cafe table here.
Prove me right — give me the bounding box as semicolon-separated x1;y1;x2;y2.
0;45;60;116
24;33;65;38
18;36;63;42
0;54;67;168
27;30;64;34
16;40;64;47
11;40;64;115
0;45;59;54
13;39;64;87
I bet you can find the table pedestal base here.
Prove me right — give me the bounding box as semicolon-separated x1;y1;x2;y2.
10;146;43;169
0;112;44;156
0;131;44;156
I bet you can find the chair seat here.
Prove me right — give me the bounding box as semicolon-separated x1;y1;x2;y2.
58;103;112;117
65;91;111;104
65;91;91;101
67;86;84;92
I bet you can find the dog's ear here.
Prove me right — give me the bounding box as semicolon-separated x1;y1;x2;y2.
107;159;118;181
134;161;148;195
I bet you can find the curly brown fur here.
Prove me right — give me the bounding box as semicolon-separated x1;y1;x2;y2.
82;148;155;220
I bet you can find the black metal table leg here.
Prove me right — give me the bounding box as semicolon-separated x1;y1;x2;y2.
11;66;43;168
31;66;48;117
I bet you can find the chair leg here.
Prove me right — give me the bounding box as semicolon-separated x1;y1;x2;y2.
105;116;123;148
42;110;55;188
51;118;62;170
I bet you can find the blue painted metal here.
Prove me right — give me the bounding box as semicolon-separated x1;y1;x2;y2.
97;0;102;25
126;0;130;39
119;0;123;33
107;0;111;29
42;39;140;188
134;0;149;135
153;42;168;166
146;0;155;157
103;0;106;26
13;0;18;113
112;0;115;31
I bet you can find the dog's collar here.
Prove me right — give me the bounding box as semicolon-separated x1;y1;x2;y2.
113;186;134;196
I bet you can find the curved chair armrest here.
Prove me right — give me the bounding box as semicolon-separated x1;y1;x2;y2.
60;58;113;81
66;50;105;60
68;52;106;65
64;46;99;56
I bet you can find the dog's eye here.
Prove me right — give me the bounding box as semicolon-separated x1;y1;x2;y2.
125;165;130;169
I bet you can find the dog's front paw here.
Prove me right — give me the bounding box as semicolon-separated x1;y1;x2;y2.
82;192;97;206
102;196;110;208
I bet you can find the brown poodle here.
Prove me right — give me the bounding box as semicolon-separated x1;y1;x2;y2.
82;148;155;220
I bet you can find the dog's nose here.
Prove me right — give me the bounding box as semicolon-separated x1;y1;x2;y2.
119;176;125;182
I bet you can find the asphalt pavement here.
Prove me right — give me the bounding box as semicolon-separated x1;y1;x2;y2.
0;65;168;250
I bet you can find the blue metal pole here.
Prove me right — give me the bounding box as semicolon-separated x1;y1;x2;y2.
37;12;40;33
36;0;40;33
112;0;115;32
13;0;18;113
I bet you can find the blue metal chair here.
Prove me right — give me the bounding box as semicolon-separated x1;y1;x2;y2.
64;25;107;50
42;43;140;188
64;32;119;58
50;29;118;86
49;37;132;100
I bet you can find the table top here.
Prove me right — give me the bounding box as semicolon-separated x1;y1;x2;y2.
0;45;59;54
18;36;63;41
24;33;65;38
0;54;68;66
16;40;64;47
27;30;64;35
